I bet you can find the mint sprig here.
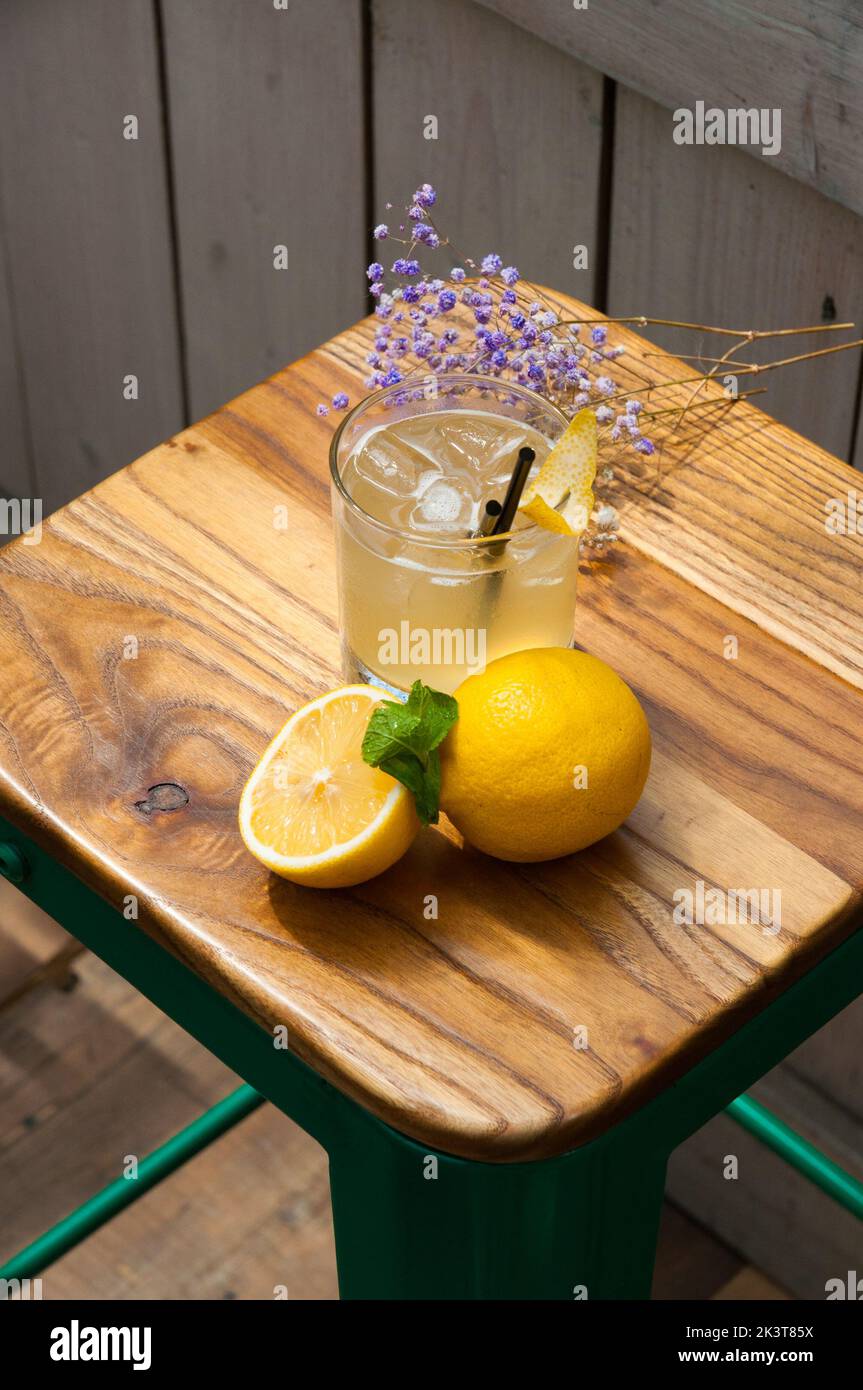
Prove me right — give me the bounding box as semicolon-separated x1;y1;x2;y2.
362;680;458;825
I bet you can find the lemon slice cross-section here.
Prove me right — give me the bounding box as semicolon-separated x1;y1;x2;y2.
239;684;419;888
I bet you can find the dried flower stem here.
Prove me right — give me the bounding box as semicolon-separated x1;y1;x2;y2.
649;337;863;391
557;316;855;339
636;388;767;421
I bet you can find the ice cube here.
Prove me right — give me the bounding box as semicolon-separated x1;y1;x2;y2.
411;477;470;533
352;427;423;497
437;415;506;471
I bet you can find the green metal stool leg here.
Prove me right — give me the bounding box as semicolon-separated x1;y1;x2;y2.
1;818;861;1300
328;1117;667;1300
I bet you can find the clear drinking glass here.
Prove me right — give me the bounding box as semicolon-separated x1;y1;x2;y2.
329;374;577;696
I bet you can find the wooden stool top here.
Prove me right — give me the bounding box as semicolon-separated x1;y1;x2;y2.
0;291;861;1161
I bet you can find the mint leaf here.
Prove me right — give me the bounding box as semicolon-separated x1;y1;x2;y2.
362;680;457;824
376;751;440;826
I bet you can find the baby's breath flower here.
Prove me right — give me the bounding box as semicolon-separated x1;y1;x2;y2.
367;262;384;282
392;257;421;277
373;224;389;240
332;392;349;410
450;267;466;282
316;403;329;416
594;503;618;528
481;253;502;274
501;266;519;286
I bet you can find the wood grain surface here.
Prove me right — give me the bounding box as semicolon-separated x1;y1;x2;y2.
0;289;860;1161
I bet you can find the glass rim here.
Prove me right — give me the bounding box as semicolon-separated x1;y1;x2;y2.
328;372;570;550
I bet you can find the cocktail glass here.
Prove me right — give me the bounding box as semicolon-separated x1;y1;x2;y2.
329;375;576;696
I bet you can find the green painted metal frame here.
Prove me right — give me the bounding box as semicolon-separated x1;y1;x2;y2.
726;1094;863;1219
0;1085;263;1282
1;812;861;1298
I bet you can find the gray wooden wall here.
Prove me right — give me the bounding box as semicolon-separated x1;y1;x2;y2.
1;0;860;1292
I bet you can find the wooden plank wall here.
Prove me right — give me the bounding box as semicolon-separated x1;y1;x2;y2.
160;0;367;421
0;0;184;514
608;89;863;461
371;0;604;305
1;0;861;515
474;0;863;215
0;0;366;511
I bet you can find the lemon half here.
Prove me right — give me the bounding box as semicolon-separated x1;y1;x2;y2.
239;685;419;888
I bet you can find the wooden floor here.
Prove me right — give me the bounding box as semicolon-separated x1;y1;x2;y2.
0;890;790;1301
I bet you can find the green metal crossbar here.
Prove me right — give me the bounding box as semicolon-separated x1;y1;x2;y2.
726;1094;863;1219
1;812;861;1298
0;1085;263;1282
1;1088;860;1284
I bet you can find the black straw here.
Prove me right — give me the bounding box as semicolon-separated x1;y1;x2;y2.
471;497;502;539
491;447;535;536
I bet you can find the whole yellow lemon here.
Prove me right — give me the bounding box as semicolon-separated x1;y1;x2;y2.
440;647;651;862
